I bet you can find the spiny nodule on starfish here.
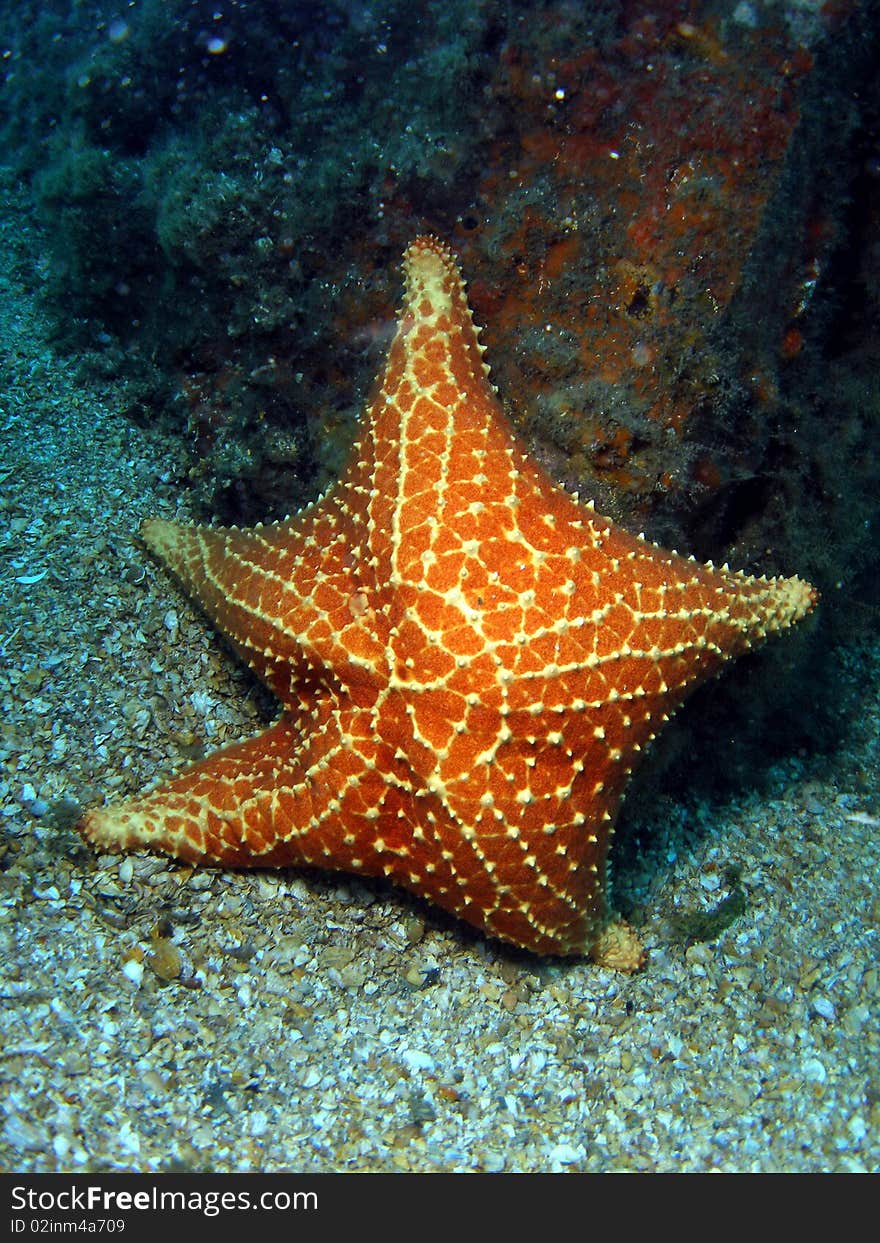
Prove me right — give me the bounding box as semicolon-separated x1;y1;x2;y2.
80;236;816;966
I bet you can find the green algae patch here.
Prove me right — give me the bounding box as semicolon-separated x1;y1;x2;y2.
670;865;747;946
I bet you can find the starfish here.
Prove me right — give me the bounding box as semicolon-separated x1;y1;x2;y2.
80;236;816;965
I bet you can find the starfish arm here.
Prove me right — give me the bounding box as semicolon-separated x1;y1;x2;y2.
358;237;520;591
141;509;387;701
80;717;311;866
79;711;401;871
80;702;589;948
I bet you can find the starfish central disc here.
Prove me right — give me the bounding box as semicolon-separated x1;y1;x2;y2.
80;236;816;962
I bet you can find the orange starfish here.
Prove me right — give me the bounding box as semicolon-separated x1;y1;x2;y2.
80;237;816;965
